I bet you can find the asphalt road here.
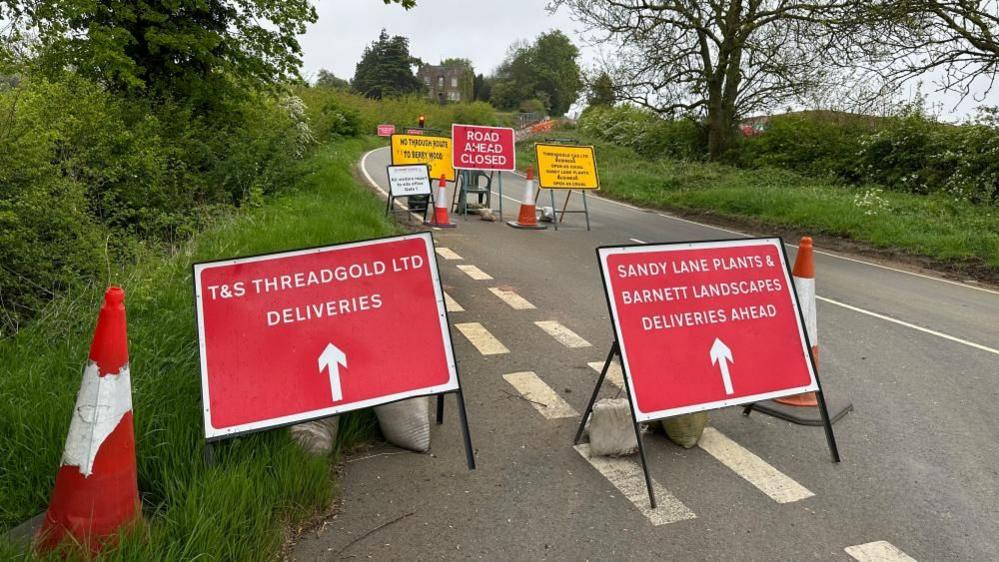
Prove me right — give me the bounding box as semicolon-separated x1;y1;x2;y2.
291;146;999;561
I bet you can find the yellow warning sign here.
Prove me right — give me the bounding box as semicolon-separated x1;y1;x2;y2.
391;134;455;182
535;144;599;190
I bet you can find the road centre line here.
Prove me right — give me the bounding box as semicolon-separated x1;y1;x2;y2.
587;361;626;389
454;322;509;355
629;238;646;244
435;247;463;260
817;296;999;356
443;292;464;312
573;444;697;526
845;541;917;561
535;321;592;348
697;427;814;504
502;372;578;419
456;264;493;280
488;287;536;310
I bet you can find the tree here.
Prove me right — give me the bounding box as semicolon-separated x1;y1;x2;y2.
473;73;491;102
316;70;350;90
551;0;852;159
490;31;583;116
857;1;999;101
587;72;615;107
3;0;317;98
352;29;423;99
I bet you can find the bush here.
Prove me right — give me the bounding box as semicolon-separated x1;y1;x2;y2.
579;105;705;160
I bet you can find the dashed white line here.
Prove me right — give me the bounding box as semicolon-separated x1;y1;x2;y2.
435;247;463;260
443;292;464;312
629;238;646;244
573;443;697;526
817;295;999;356
488;287;536;310
845;541;917;561
697;427;814;504
587;361;625;389
454;322;509;355
456;264;493;281
535;321;592;348
502;372;578;419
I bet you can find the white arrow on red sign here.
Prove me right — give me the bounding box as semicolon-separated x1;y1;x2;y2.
318;342;348;402
710;338;734;395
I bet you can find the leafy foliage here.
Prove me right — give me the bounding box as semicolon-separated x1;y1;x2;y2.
490;31;582;116
315;70;351;90
352;30;423;99
587;72;615;108
579;105;706;161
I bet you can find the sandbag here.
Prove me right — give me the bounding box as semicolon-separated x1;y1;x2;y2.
375;397;430;452
289;416;339;456
661;412;708;448
588;398;638;457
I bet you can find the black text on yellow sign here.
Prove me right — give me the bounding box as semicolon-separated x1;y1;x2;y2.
534;144;600;190
391;134;455;182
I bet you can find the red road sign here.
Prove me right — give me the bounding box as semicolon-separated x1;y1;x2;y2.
405;128;425;135
377;124;396;137
598;238;818;422
194;233;459;440
452;124;516;171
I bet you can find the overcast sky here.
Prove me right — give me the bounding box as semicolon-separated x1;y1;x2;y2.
298;0;997;122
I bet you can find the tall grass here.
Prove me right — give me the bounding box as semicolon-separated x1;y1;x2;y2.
0;137;392;560
517;131;999;275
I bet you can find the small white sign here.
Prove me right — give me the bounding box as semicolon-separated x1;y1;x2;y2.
387;164;432;197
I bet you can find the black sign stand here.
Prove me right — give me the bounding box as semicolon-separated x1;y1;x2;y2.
385;164;433;223
535;138;593;231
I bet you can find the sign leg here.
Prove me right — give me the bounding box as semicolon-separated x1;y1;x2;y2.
816;390;842;463
203;442;215;467
436;393;445;425
455;389;476;470
549;189;558;231
560;191;571;224
616;352;657;508
385;195;392;217
582;191;591;231
574;343;617;445
497;172;503;221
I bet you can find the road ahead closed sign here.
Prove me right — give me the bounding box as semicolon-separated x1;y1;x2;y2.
598;238;818;421
452;124;516;171
194;233;459;440
391;134;454;182
535;143;599;190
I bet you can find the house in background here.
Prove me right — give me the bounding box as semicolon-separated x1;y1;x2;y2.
417;63;473;104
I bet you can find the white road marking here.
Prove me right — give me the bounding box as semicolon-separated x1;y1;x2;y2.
502;372;577;419
443;292;464;312
535;321;592;348
588;361;625;389
629;238;646;244
454;322;509;355
697;428;814;504
845;541;917;561
435;247;463;260
817;296;999;356
573;443;697;526
488;287;536;310
456;264;493;280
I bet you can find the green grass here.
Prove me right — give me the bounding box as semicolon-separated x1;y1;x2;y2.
517;132;999;276
0;136;394;560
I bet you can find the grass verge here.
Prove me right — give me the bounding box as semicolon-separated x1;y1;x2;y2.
518;132;999;280
0;136;394;560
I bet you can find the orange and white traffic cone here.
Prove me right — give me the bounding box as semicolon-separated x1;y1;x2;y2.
36;286;142;555
426;174;456;228
507;166;546;230
776;236;820;407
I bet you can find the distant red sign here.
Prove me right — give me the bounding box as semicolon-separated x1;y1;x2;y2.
405;128;425;135
598;238;817;421
377;124;396;137
452;124;516;171
194;233;459;440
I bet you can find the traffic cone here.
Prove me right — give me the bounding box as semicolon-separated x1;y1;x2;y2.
775;237;820;407
507;166;546;230
36;286;142;554
426;174;456;228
